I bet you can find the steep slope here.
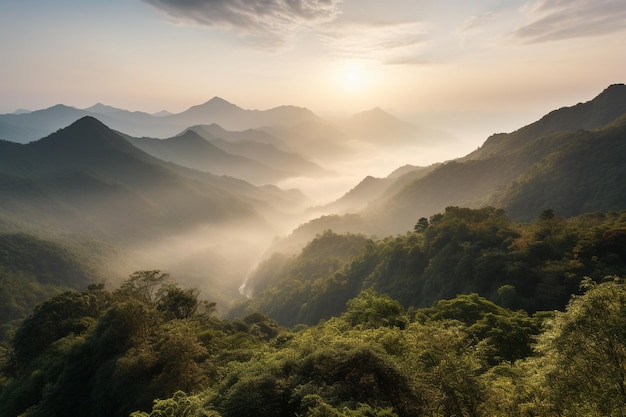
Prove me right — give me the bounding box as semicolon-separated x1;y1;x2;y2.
0;117;291;241
0;105;88;142
490;114;626;219
210;138;331;177
466;83;626;160
185;124;332;177
363;84;626;233
319;165;437;214
126;130;290;185
0;116;315;305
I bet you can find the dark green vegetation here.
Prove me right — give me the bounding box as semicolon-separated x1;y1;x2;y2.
234;207;626;325
0;233;103;343
2;266;626;416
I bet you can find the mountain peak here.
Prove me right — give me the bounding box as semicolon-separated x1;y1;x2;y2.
182;96;243;116
68;115;109;130
177;129;208;142
592;83;626;105
207;96;232;105
86;103;123;113
352;107;398;122
33;116;135;154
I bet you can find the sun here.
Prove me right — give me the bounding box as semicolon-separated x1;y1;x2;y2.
343;67;365;90
338;62;369;92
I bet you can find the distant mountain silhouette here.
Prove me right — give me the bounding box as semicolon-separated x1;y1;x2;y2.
331;107;452;147
126;129;292;185
260;120;352;161
169;98;320;132
184;124;332;178
0;98;323;142
0;105;88;142
319;165;437;214
0;117;306;242
188;123;289;150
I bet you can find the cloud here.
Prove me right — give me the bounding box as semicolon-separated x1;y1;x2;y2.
510;0;626;43
320;20;431;65
142;0;342;48
459;11;494;34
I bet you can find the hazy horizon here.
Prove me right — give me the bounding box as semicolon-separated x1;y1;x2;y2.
2;1;623;126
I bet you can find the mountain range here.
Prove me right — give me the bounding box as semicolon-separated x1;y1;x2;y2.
0;97;320;142
0;97;450;166
123;125;332;185
0;116;312;301
282;84;626;240
1;83;625;304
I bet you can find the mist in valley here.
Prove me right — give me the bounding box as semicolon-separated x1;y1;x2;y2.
3;82;625;317
106;107;468;311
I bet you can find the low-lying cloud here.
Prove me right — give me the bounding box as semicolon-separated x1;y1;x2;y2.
511;0;626;43
142;0;342;48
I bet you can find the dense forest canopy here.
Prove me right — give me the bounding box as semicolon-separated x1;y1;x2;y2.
2;268;625;416
2;207;626;417
232;207;626;325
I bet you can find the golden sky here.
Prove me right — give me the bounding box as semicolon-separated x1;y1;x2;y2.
1;0;624;128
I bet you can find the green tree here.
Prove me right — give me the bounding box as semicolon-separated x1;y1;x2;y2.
413;217;429;233
117;270;172;305
343;289;407;329
534;277;626;415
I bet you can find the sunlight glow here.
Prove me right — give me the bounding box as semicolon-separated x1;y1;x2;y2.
338;62;369;92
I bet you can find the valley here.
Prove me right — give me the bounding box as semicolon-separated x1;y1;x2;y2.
1;84;626;417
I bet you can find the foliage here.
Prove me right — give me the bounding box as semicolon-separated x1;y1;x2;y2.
4;207;626;417
531;278;626;415
4;271;626;416
235;207;626;326
0;271;270;417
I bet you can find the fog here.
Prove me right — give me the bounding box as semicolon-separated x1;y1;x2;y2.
1;100;531;313
108;110;492;309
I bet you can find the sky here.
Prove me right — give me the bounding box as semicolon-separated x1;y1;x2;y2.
1;0;624;140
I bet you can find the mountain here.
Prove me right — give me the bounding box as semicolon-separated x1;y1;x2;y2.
0;98;322;142
466;83;626;160
125;130;292;185
189;123;289;149
85;103;126;114
169;98;320;132
331;107;452;147
339;107;419;144
360;84;626;234
260;120;352;161
0;104;88;142
318;165;437;215
0;116;314;304
0;103;165;142
0;117;308;240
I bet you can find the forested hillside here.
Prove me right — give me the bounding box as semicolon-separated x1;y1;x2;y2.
351;84;626;234
233;207;626;325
